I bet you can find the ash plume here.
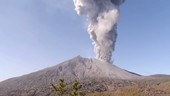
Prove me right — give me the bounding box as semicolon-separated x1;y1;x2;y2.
73;0;125;62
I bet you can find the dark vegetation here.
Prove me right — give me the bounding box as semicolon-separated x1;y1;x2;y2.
50;79;85;96
50;78;170;96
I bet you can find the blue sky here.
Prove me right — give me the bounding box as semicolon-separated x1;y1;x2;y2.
0;0;170;81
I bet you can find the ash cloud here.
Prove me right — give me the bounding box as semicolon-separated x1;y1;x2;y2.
73;0;125;62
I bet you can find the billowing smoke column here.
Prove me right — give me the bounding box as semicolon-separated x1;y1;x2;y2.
73;0;125;62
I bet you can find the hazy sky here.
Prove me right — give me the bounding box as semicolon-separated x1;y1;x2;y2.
0;0;170;81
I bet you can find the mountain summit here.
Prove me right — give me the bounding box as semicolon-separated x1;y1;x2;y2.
55;56;140;79
0;56;140;96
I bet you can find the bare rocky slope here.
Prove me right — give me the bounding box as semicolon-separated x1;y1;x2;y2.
0;56;141;96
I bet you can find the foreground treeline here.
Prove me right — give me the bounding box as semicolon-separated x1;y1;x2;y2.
51;78;170;96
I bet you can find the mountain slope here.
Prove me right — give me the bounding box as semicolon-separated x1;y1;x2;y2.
0;56;140;96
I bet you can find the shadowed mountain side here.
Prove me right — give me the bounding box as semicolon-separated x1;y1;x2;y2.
0;56;140;96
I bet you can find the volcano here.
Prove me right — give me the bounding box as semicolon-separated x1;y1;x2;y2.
0;56;140;96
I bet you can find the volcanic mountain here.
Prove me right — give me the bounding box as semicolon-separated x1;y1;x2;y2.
0;56;140;96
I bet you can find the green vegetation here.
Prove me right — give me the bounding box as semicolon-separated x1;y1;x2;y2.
50;79;68;96
70;80;85;96
50;79;85;96
50;79;170;96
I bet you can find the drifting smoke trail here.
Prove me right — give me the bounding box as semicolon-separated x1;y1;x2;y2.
73;0;125;62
